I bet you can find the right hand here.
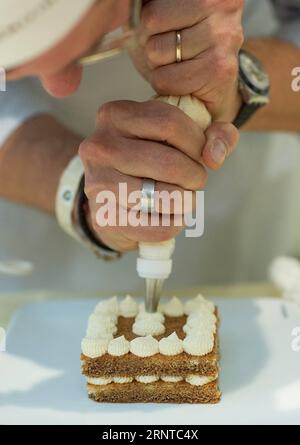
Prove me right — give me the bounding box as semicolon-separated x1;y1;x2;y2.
79;100;238;252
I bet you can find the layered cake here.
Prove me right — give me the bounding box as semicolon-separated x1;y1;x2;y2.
81;295;220;404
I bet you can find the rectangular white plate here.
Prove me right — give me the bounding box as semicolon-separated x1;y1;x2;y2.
0;297;300;425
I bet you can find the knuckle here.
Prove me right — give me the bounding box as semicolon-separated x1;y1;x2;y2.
214;52;238;82
96;101;115;124
217;27;244;51
79;133;115;166
78;138;98;162
214;52;227;73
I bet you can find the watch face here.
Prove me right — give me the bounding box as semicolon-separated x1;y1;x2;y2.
240;50;269;93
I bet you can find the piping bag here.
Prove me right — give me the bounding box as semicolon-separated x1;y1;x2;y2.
137;95;212;312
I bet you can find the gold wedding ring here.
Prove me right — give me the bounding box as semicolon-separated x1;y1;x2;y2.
176;30;182;63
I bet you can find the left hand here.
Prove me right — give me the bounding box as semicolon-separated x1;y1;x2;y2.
129;0;244;122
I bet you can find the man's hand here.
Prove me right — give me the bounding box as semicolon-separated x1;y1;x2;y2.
130;0;244;122
79;100;238;252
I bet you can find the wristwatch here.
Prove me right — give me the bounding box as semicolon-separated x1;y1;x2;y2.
234;49;270;128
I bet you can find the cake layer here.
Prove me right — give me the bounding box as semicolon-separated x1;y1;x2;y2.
87;380;221;404
82;313;219;378
82;334;218;377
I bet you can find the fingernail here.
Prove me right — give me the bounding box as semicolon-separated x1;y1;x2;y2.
210;139;227;165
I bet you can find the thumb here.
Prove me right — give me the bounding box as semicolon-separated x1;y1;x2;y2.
202;122;240;171
41;64;83;98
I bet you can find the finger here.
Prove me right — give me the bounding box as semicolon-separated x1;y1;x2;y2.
41;64;83;97
202;122;240;170
86;168;196;214
150;49;237;99
145;20;212;68
146;13;243;68
142;0;208;35
142;0;243;36
97;100;206;164
93;132;208;191
102;215;184;244
91;203;184;244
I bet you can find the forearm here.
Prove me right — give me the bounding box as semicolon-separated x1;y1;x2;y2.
242;38;300;132
0;115;82;215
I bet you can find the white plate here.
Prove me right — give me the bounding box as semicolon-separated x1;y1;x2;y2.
0;297;300;425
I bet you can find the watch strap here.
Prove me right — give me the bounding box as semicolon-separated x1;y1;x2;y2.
233;102;262;129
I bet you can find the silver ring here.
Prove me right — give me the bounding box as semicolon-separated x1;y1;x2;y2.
141;179;155;214
176;30;182;63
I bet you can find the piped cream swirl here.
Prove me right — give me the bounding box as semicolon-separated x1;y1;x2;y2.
163;297;184;317
108;335;130;356
119;295;139;318
81;337;110;358
130;335;159;357
184;294;215;315
94;296;119;316
136;311;165;324
133;319;165;337
183;333;214;356
87;313;117;338
159;332;183;356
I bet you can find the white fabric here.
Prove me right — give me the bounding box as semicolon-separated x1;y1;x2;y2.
0;0;95;69
55;155;84;241
0;0;300;293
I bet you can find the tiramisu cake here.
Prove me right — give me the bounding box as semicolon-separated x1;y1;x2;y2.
81;295;220;404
